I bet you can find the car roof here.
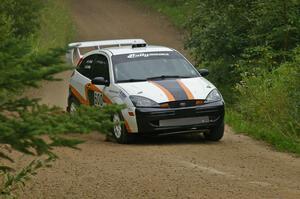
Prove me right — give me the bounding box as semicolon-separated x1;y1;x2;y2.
102;45;174;55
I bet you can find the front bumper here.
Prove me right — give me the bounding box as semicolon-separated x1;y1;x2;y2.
135;101;225;135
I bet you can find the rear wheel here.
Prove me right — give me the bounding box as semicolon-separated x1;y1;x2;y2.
67;97;80;113
112;113;132;144
204;121;224;141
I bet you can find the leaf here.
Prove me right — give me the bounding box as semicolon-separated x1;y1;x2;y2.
50;137;84;149
0;152;14;162
0;166;14;172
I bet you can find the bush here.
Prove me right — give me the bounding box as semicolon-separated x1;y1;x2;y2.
186;0;300;101
34;0;75;51
184;0;300;147
140;0;300;153
0;0;42;38
236;48;300;138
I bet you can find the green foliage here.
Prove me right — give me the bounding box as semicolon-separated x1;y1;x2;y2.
0;1;66;102
226;109;300;154
236;48;300;138
0;102;121;197
0;0;43;38
1;157;55;197
186;0;300;94
33;0;75;51
0;0;119;197
137;0;196;27
141;0;300;153
0;101;121;164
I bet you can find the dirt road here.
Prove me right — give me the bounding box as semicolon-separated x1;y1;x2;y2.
22;0;300;198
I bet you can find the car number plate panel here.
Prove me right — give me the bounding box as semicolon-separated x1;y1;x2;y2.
159;116;209;127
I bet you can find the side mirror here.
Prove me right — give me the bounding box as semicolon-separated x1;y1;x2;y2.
198;69;209;77
91;77;109;86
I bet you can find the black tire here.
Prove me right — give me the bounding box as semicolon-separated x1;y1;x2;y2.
204;121;224;141
67;96;80;113
112;113;133;144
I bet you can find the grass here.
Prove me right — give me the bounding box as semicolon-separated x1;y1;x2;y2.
33;0;75;51
226;109;300;155
137;0;196;28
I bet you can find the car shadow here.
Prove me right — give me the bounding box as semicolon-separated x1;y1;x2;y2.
129;133;219;146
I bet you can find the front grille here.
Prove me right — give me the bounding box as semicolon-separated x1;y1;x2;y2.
160;100;204;108
168;100;195;108
135;101;225;134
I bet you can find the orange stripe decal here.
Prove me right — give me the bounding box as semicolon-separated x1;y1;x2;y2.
84;83;113;104
87;83;102;93
124;120;132;133
150;81;175;101
103;95;113;104
71;84;113;105
176;80;194;100
69;85;89;105
84;83;101;104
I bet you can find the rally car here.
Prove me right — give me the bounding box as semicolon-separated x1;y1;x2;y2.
66;39;225;143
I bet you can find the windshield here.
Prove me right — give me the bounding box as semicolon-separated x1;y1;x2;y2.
112;51;199;83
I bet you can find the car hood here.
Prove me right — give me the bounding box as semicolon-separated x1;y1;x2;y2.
117;77;215;103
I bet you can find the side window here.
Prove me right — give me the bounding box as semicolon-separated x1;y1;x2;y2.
77;55;95;78
90;54;110;81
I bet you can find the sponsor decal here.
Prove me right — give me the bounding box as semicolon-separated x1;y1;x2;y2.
127;53;169;59
119;91;127;100
86;59;93;64
108;89;119;94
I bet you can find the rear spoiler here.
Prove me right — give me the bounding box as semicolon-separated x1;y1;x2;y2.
66;39;147;66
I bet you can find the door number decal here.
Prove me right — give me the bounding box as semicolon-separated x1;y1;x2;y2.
94;92;104;107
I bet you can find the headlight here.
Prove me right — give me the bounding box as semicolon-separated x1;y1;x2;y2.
205;89;223;103
129;95;160;108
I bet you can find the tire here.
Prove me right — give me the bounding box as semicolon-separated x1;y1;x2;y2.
204;121;224;141
112;113;133;144
67;97;80;113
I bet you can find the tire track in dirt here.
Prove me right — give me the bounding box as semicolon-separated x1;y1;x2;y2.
21;0;300;198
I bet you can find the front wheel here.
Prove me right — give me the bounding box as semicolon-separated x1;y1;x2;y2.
112;113;132;144
204;121;224;141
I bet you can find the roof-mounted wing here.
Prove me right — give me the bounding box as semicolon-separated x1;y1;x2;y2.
69;39;147;49
66;39;147;66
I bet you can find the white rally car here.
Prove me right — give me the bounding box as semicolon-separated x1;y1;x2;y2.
66;39;225;143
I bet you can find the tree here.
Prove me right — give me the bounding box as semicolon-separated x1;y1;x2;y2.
185;0;300;145
0;0;120;197
185;0;300;102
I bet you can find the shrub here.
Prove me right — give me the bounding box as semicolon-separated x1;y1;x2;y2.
186;0;300;101
140;0;300;152
236;47;300;138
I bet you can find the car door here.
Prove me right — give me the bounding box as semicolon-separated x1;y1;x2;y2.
86;54;111;107
70;54;96;105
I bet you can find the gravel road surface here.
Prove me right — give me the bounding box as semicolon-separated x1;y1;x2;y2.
22;0;300;198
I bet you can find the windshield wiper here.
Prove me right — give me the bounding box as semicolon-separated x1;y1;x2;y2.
147;75;189;80
117;75;190;83
118;78;146;83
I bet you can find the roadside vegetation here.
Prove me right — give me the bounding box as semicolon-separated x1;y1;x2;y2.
33;0;75;51
0;0;119;197
140;0;300;154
